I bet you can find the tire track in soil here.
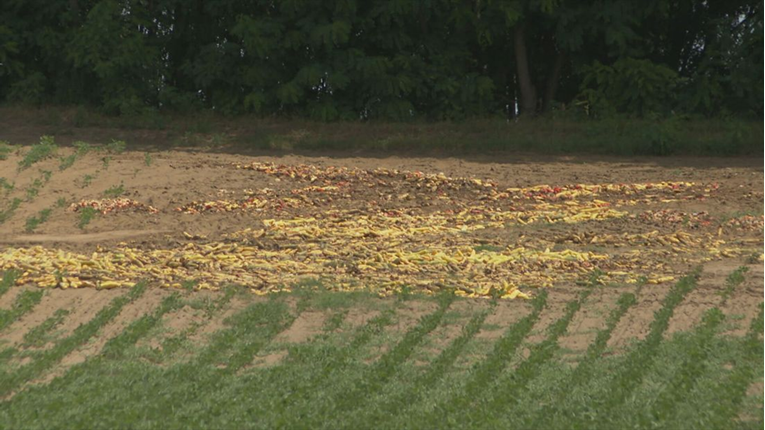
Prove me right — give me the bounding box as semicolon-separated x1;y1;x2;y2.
719;263;764;337
34;288;171;384
607;283;672;351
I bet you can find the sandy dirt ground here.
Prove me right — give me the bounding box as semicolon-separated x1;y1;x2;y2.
0;139;763;376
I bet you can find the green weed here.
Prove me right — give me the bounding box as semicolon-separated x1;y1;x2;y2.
106;139;127;154
102;182;125;198
58;154;77;171
144;152;152;166
77;207;98;229
24;208;52;232
74;141;92;155
0;141;15;160
24;178;42;201
80;173;95;188
18;135;57;170
0;178;13;193
55;197;67;208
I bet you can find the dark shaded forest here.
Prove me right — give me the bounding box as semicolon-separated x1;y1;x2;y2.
0;0;761;121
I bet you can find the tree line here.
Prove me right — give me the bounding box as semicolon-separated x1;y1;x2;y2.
0;0;761;120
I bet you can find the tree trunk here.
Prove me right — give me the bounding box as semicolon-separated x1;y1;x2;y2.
542;50;565;112
514;23;537;115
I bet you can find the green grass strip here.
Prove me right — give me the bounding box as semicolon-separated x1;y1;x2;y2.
530;291;636;428
24;208;52;232
222;303;297;373
331;292;456;413
277;308;397;410
426;289;548;422
357;304;494;427
695;305;764;429
636;308;726;427
0;271;21;300
0;283;146;397
720;266;749;302
569;270;700;429
191;299;294;372
99;293;183;360
21;308;71;348
0;290;44;332
466;283;596;427
158;287;239;359
18;136;57;170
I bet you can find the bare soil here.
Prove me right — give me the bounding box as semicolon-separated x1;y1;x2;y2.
0;142;762;370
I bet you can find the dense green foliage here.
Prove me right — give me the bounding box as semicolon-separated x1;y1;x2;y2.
0;0;761;120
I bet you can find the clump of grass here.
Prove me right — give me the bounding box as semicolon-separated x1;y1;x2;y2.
24;208;52;233
0;140;16;160
81;174;96;188
720;266;749;300
106;139;127;154
78;206;98;229
58;142;92;171
55;197;67;208
18;135;57;170
0;178;14;193
25;178;43;201
181;280;200;292
74;141;92;155
102;182;125;198
144;152;153;166
58;154;77;171
101;156;111;169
